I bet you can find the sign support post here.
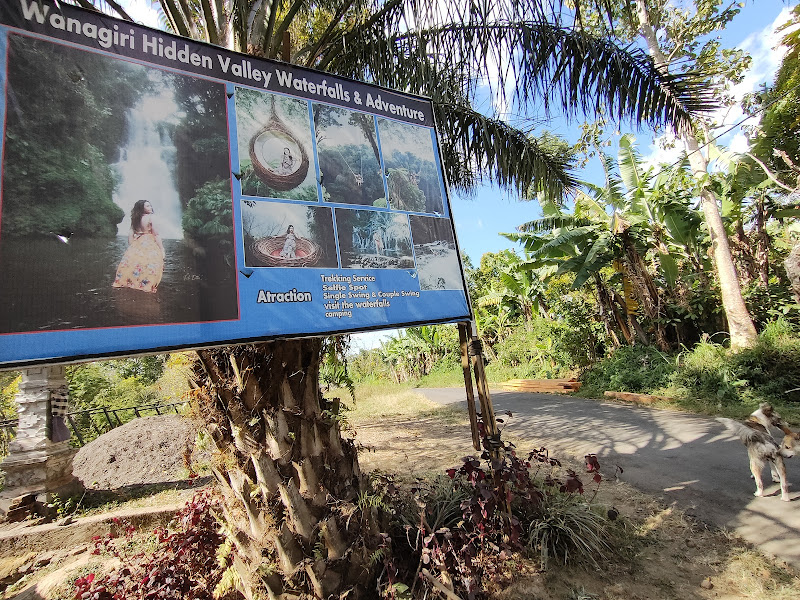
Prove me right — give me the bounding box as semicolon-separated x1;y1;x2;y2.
459;321;500;455
458;322;480;451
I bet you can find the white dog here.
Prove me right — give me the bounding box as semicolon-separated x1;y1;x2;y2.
718;403;800;501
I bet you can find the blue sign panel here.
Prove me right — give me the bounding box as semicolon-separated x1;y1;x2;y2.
0;1;471;368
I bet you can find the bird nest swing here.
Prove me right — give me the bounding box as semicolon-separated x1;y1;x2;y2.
249;98;310;191
250;235;321;267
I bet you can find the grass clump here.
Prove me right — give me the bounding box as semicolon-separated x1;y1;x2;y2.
526;491;613;571
671;319;800;421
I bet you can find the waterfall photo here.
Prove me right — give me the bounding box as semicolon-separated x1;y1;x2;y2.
377;118;445;214
409;215;464;290
335;209;414;269
0;34;238;333
235;88;318;201
241;200;338;268
313;105;387;207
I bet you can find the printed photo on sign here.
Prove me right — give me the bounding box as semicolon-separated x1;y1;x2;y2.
377;118;445;214
335;209;414;270
409;215;463;290
313;105;386;207
0;34;238;333
242;201;337;268
235;88;317;201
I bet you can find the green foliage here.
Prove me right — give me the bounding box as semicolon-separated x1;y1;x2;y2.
108;356;167;386
182;179;234;239
0;371;19;419
742;279;800;328
379;325;460;383
526;491;612;571
348;348;392;383
579;346;678;397
321;336;356;402
65;355;188;444
1;372;20;462
1;35;148;236
496;326;567;379
674;320;800;410
746;6;800;181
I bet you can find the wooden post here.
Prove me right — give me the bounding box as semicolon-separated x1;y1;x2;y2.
458;322;481;451
469;335;499;445
282;31;292;62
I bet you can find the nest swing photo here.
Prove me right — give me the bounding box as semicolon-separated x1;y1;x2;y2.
250;234;321;267
248;96;310;191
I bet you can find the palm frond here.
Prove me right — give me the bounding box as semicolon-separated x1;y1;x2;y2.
515;215;586;234
436;105;579;198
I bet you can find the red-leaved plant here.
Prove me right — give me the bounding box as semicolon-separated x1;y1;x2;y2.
398;417;612;600
73;491;236;600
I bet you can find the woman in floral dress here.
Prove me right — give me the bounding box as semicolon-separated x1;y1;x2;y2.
112;200;165;293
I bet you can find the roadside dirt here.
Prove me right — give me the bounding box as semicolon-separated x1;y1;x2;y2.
71;414;201;490
2;412;799;599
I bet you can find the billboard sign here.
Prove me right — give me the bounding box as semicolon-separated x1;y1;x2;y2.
0;1;471;368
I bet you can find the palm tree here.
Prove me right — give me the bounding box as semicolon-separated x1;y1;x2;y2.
73;1;713;597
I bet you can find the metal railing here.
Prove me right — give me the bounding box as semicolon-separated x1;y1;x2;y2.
0;401;189;447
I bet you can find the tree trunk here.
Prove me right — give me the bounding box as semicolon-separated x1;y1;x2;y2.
193;339;378;599
622;240;668;350
595;274;634;345
786;242;800;304
754;192;770;288
635;0;758;351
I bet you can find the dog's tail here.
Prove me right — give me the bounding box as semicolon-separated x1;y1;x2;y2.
717;417;770;443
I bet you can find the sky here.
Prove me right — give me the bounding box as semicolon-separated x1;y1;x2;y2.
117;0;796;350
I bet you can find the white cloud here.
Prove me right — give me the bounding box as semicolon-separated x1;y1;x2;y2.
728;132;750;154
349;329;397;352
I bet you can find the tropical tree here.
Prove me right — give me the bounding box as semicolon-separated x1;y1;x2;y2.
508;134;719;349
743;5;800;308
73;0;713;597
574;0;759;349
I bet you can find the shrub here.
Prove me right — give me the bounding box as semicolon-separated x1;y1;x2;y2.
386;421;616;598
73;491;236;600
494;319;589;379
579;345;678;396
673;319;800;410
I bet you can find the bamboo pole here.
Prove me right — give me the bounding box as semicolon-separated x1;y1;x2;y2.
469;335;499;444
458;322;481;451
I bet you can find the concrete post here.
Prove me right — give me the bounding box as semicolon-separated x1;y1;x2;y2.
0;365;80;515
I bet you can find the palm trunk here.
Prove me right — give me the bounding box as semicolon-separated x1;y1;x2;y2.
193;339;377;599
635;0;758;350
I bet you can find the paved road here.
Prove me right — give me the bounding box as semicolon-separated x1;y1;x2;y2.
416;388;800;570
